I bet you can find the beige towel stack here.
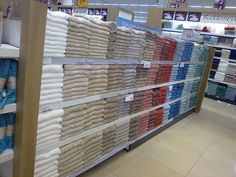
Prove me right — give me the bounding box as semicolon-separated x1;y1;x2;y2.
143;31;157;61
83;131;103;167
122;65;137;89
107;22;117;59
115;120;130;147
126;29;146;61
84;100;106;130
104;96;122;123
111;27;131;59
63;65;91;101
58;140;84;177
66;16;91;58
88;65;109;96
40;65;64;107
107;65;124;91
44;10;69;58
117;95;132;118
135;65;148;87
129;116;139;141
102;126;116;155
60;104;88;140
34;148;60;177
37;110;64;150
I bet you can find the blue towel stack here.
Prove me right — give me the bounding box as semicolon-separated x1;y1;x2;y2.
225;86;236;103
191;44;209;62
166;88;171;102
192;80;200;93
170;65;179;81
180;97;190;114
182;42;194;61
190;95;197;107
186;65;197;79
169;83;184;101
176;83;185;98
0;113;15;155
163;105;170;123
173;41;185;61
168;101;181;119
207;81;218;95
183;81;193;95
176;64;189;81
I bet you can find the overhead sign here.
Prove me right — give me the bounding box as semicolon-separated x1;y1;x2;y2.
201;13;236;25
174;11;188;21
162;11;175;20
214;0;227;10
187;12;202;22
169;0;187;8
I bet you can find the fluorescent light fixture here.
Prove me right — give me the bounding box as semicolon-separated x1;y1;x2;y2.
134;11;148;14
188;5;212;8
134;16;148;19
134;20;147;23
225;6;236;9
88;2;159;7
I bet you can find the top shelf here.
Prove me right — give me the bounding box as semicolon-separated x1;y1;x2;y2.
0;44;19;59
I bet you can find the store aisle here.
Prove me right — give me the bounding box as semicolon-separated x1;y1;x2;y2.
80;98;236;177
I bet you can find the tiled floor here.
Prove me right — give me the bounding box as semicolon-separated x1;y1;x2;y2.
80;98;236;177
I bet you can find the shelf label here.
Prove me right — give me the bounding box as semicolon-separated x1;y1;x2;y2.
182;29;201;42
125;94;134;102
180;62;185;67
143;61;151;68
169;85;173;91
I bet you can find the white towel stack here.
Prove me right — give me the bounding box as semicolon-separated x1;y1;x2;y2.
37;109;64;150
126;29;146;61
102;126;116;155
107;65;124;92
221;49;231;59
214;72;226;81
63;65;91;101
34;148;60;177
66;16;90;58
61;104;88;140
88;65;109;96
83;131;103;167
218;60;229;72
40;65;64;107
44;10;69;58
59;140;84;177
115;120;130;147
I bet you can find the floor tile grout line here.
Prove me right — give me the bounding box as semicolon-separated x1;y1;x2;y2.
184;140;214;177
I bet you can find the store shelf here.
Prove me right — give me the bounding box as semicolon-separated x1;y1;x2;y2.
0;150;14;164
208;78;236;87
37;92;197;154
162;28;183;33
206;44;236;50
213;56;236;63
205;93;236;105
0;104;17;114
201;32;236;38
44;57;205;65
40;77;200;112
0;44;19;59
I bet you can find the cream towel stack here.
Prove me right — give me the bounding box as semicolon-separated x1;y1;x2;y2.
117;95;132;118
104;96;122;123
129;116;139;141
122;65;137;89
115;120;130;147
135;65;148;87
107;65;124;92
143;31;157;61
102;126;116;155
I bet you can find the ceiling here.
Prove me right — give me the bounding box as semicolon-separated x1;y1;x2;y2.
88;0;236;23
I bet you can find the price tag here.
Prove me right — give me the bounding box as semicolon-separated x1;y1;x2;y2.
180;62;185;68
143;61;151;68
125;94;134;102
169;85;173;91
182;29;201;42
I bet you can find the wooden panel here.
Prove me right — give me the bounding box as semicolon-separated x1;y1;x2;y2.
195;47;215;113
13;1;47;177
147;8;162;29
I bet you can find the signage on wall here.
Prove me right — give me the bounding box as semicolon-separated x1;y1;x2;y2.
214;0;227;10
88;8;108;21
168;0;187;8
58;7;73;15
174;11;188;21
162;11;175;20
201;13;236;25
187;12;202;22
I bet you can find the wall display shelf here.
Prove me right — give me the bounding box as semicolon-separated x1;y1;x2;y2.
213;56;236;63
206;44;236;51
208;78;236;87
0;44;19;59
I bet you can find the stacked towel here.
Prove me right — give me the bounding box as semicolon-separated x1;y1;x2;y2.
85;100;106;130
129;116;139;141
107;65;124;91
153;35;165;60
168;101;181;119
150;108;164;129
83;131;103;166
152;87;168;106
143;31;157;61
148;110;158;130
218;60;229;72
141;90;153;110
60;104;88;140
163;105;170;123
102;126;116;155
44;10;69;57
63;65;90;101
226;64;236;76
161;38;177;61
147;64;159;85
65;16;90;58
88;65;109;96
0;60;17;109
225;86;236;102
155;64;172;84
214;72;226;82
107;22;117;59
0;113;16;154
224;74;236;84
130;91;144;114
137;113;149;136
122;65;137;89
37;110;63;150
191;44;208;62
104;96;121;123
221;49;231;59
126;29;146;60
111;27;131;59
118;95;132;118
115;120;130;147
58;140;84;177
40;65;63;107
34;148;60;177
135;65;148;87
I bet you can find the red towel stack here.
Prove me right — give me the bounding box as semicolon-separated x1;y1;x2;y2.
156;108;164;126
160;38;177;61
153;35;165;60
130;91;144;114
141;90;153;110
138;113;150;136
147;64;160;85
152;86;168;106
148;108;164;130
155;64;173;84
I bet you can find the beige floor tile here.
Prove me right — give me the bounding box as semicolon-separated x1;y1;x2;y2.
112;153;184;177
79;164;117;177
142;137;200;176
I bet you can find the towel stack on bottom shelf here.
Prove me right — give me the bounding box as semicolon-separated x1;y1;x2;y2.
83;132;103;166
59;140;84;177
115;121;130;147
63;65;90;101
107;65;124;91
137;113;150;136
129;117;139;141
225;86;236;102
163;105;170;123
88;65;109;96
168;100;181;119
102;126;116;155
